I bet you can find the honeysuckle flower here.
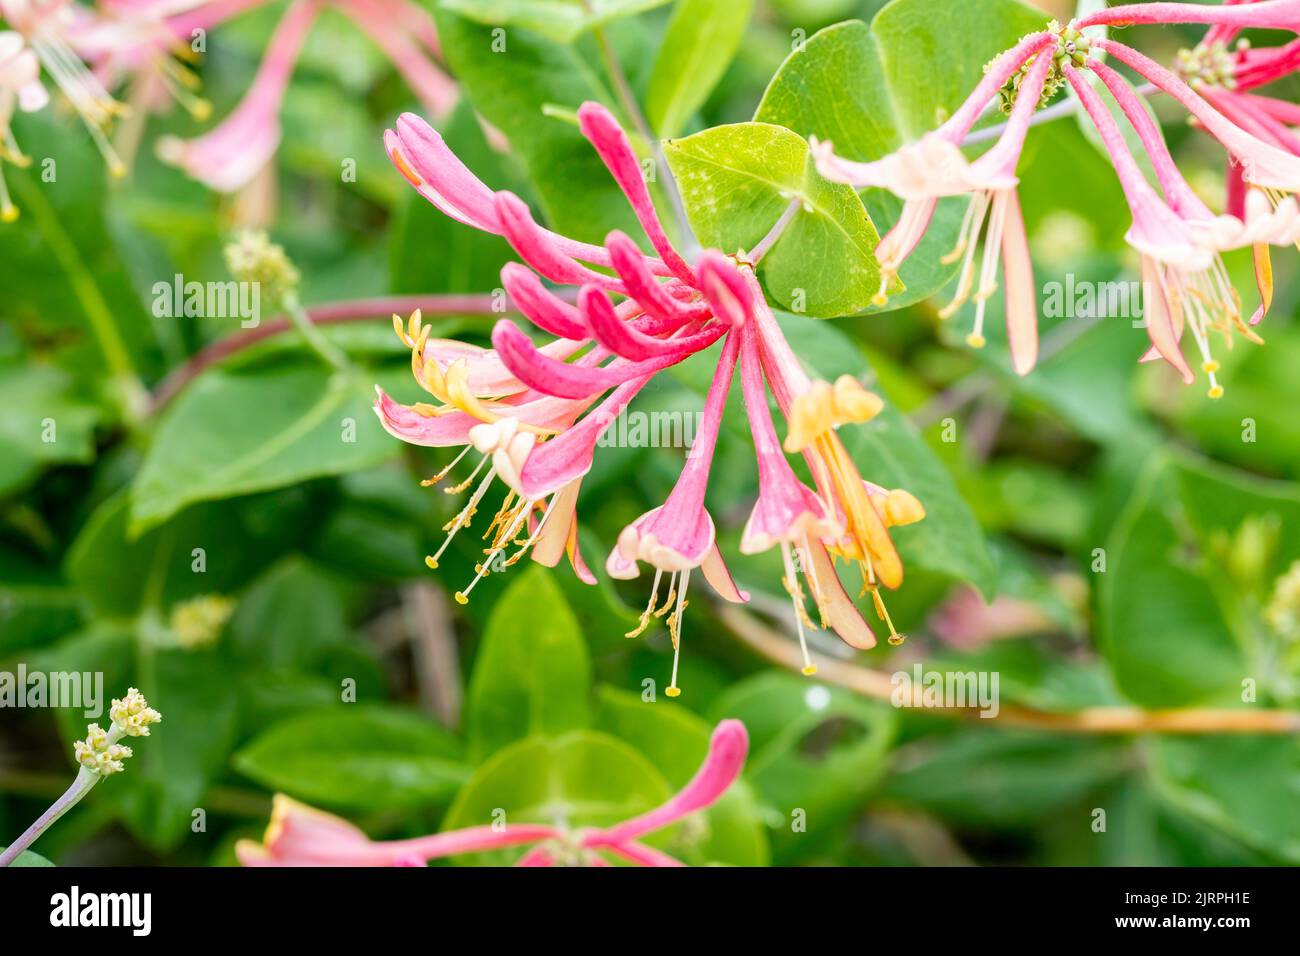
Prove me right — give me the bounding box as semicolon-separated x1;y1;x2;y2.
0;687;161;867
154;0;316;191
814;13;1300;394
156;0;455;192
1078;0;1300;34
377;99;925;692
813;27;1068;372
238;720;749;868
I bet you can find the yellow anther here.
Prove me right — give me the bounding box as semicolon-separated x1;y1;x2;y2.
454;591;469;605
784;376;883;453
966;333;987;349
664;686;681;698
424;556;439;569
883;489;926;528
1208;385;1225;399
1202;360;1221;374
801;664;819;676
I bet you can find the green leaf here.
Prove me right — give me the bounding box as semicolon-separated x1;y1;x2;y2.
868;0;1047;139
235;706;467;811
1;848;55;866
130;361;401;533
1097;454;1300;708
466;567;592;761
664;122;887;316
0;545;82;657
3;111;157;407
708;672;896;862
647;0;755;138
0;364;99;495
114;648;240;850
754;1;1050;309
66;488;307;618
440;730;670;865
227;558;354;669
594;685;770;865
440;0;670;44
1150;735;1300;864
885;728;1129;828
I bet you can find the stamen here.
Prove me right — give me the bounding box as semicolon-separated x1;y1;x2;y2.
456;496;536;605
443;451;490;495
626;570;664;639
0;168;17;223
503;497;561;567
425;463;495;569
967;192;1009;349
799;540;830;629
938;192;991;320
781;542;818;676
664;569;690;698
32;35;128;178
420;445;474;487
866;584;907;646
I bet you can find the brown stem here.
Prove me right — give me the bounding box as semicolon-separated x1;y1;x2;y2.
148;294;503;414
403;582;463;730
719;604;1300;735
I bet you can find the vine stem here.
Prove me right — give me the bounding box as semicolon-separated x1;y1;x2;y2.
719;604;1300;735
0;770;98;867
148;293;505;413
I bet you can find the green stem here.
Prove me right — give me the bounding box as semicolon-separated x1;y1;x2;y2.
12;174;150;424
284;292;351;372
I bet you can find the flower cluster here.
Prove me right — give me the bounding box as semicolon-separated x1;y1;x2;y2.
109;686;162;736
375;101;927;693
239;719;748;867
72;688;160;776
73;723;133;775
169;593;235;649
813;4;1300;398
0;0;457;218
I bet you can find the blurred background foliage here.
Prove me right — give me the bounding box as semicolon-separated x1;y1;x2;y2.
2;0;1298;867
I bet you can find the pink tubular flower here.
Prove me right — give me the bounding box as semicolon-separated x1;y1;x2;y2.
239;720;750;867
1079;0;1300;33
153;0;456;192
813;28;1061;373
814;12;1300;396
377;99;926;692
156;0;320;192
813;31;1056;311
